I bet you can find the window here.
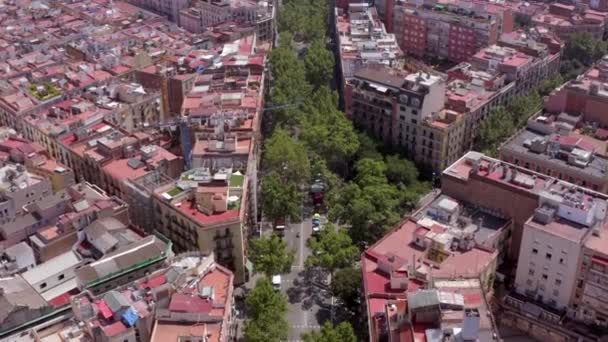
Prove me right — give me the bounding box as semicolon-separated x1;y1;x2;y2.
526;279;533;286
553;289;559;297
532;248;538;254
542;274;548;280
559;257;565;264
40;283;47;289
57;274;65;281
528;269;535;276
555;279;562;286
546;253;552;260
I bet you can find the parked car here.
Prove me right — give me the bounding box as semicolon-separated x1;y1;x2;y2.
272;275;282;290
274;217;286;236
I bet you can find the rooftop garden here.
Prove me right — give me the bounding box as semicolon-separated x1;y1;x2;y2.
229;173;244;188
29;83;61;101
166;186;184;197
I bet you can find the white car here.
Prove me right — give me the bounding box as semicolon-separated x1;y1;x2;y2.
272;275;282;290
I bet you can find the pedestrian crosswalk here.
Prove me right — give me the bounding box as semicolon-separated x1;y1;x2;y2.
291;325;321;329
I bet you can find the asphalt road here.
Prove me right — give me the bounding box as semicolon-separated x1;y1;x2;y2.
235;202;332;342
281;203;333;342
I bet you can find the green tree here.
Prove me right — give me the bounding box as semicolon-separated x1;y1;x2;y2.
306;224;358;275
249;234;295;277
539;74;564;96
398;181;431;211
354;158;388;187
356;132;383;160
245;278;289;341
269;40;311;125
264;128;310;183
304;40;335;88
475;106;514;156
301;322;357;342
331;266;362;312
300;87;359;171
329;181;401;246
385;154;419;186
261;171;303;222
507;90;541;126
564;32;607;66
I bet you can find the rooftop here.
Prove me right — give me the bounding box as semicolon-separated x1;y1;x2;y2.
75;235;170;287
500;115;608;179
70;253;232;342
361;192;505;317
155;168;245;227
336;3;404;79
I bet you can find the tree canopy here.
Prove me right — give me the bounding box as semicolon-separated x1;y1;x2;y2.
299;87;360;171
301;322;357;342
331;266;362;313
249;234;295;277
245;278;289;342
264;128;310;184
261;171;303;223
474;89;542;156
304;40;335;88
561;32;608;80
385;155;419;186
306;224;358;273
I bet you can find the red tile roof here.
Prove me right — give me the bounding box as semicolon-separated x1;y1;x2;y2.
139;274;167;290
103;321;128;337
97;300;113;320
169;293;213;313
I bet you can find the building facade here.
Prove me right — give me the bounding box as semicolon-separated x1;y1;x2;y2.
392;0;514;63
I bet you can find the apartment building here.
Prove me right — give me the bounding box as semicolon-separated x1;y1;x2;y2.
513;182;606;311
532;3;607;42
152;167;248;283
500;113;608;193
498;26;563;78
362;192;507;341
440;151;608;328
125;0;190;24
335;3;404;92
392;0;514;63
346;64;515;171
446;63;516;150
0;163;52;226
179;0;275;42
546;55;608;128
471;44;552;96
3;253;234;342
135;63;197;118
0;276;53;335
0;131;75;192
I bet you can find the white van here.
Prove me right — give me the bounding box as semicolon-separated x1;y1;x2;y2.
272;275;282;290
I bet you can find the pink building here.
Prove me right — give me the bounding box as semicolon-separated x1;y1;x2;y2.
362;192;505;341
545;55;608;128
532;3;607;41
393;0;514;63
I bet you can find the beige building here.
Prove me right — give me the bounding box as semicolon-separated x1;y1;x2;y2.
345;66;468;171
152;168;249;283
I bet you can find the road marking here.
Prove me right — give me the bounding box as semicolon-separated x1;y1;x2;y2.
290;265;304;270
299;205;304;268
290;325;321;329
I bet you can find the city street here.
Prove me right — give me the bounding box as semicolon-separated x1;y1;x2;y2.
281;204;333;342
235;201;333;342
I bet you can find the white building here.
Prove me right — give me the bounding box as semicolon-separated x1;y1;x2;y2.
514;184;608;310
